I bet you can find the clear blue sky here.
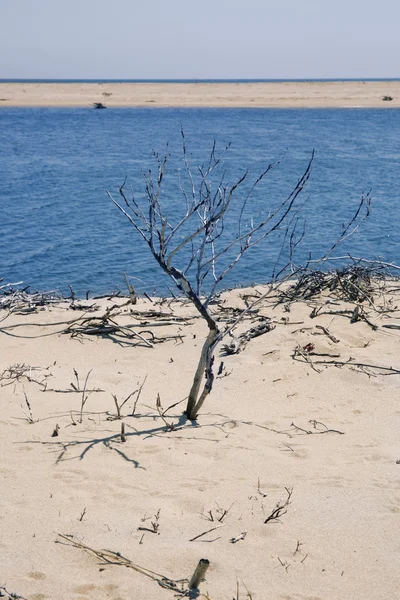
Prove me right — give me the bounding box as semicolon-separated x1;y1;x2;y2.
0;0;398;79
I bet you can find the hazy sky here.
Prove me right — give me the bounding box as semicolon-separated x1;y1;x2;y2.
1;0;399;79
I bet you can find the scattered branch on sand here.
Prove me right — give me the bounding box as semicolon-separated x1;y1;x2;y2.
0;363;52;389
0;585;28;600
0;310;106;339
317;359;400;376
68;302;99;312
129;308;196;325
241;420;293;438
313;324;340;343
281;442;295;452
213;302;260;324
64;311;155;347
138;509;161;534
56;534;189;595
310;304;378;330
292;350;400;377
293;540;304;556
189;523;226;542
279;264;380;305
78;507;87;522
221;319;275;355
277;556;291;572
280;264;400;358
0;283;63;313
290;421;344;435
62;304;189;346
264;487;293;524
230;532;247;544
257;479;268;498
292;344;322;373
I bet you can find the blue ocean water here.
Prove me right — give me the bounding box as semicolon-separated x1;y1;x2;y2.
1;107;399;296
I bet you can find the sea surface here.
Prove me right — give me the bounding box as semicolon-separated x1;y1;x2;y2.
1;107;399;297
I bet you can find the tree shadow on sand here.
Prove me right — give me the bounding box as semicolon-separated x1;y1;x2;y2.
24;411;248;466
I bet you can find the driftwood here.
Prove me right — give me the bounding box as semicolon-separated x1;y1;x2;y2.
291;420;344;435
64;317;153;346
213;302;260;323
63;312;186;347
230;531;247;543
189;523;226;542
0;586;27;600
221;319;275;355
310;306;378;329
129;309;195;323
293;349;400;376
188;559;210;589
280;265;378;304
56;534;189;595
63;303;192;346
0;363;52;388
0;283;63;312
0;300;187;347
292;344;322;373
382;323;400;330
311;359;400;376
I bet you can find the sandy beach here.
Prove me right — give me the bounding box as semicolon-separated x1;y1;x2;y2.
1;276;400;599
1;81;400;108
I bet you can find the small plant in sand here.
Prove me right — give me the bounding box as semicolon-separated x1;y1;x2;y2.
70;368;94;423
110;375;147;419
108;131;370;419
22;390;35;424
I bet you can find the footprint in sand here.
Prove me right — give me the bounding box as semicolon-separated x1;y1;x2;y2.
28;571;46;580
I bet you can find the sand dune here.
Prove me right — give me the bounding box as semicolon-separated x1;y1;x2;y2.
1;80;400;108
1;278;400;599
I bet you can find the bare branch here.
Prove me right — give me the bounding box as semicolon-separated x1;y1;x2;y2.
108;135;370;420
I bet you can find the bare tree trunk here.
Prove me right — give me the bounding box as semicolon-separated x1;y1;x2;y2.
109;138;370;420
185;325;219;419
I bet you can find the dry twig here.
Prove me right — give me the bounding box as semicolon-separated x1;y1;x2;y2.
264;487;293;524
56;534;188;595
0;586;28;600
189;523;226;542
291;421;344;435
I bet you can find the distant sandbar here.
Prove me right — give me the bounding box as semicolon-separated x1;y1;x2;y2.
0;81;400;108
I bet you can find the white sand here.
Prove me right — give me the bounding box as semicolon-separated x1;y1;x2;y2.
1;281;400;599
1;81;400;108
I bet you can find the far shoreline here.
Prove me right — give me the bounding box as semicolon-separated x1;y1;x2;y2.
1;80;400;108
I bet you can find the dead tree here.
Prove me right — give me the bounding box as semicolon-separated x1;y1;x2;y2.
108;131;369;420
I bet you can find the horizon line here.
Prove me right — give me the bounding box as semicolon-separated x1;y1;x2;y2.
1;77;400;83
